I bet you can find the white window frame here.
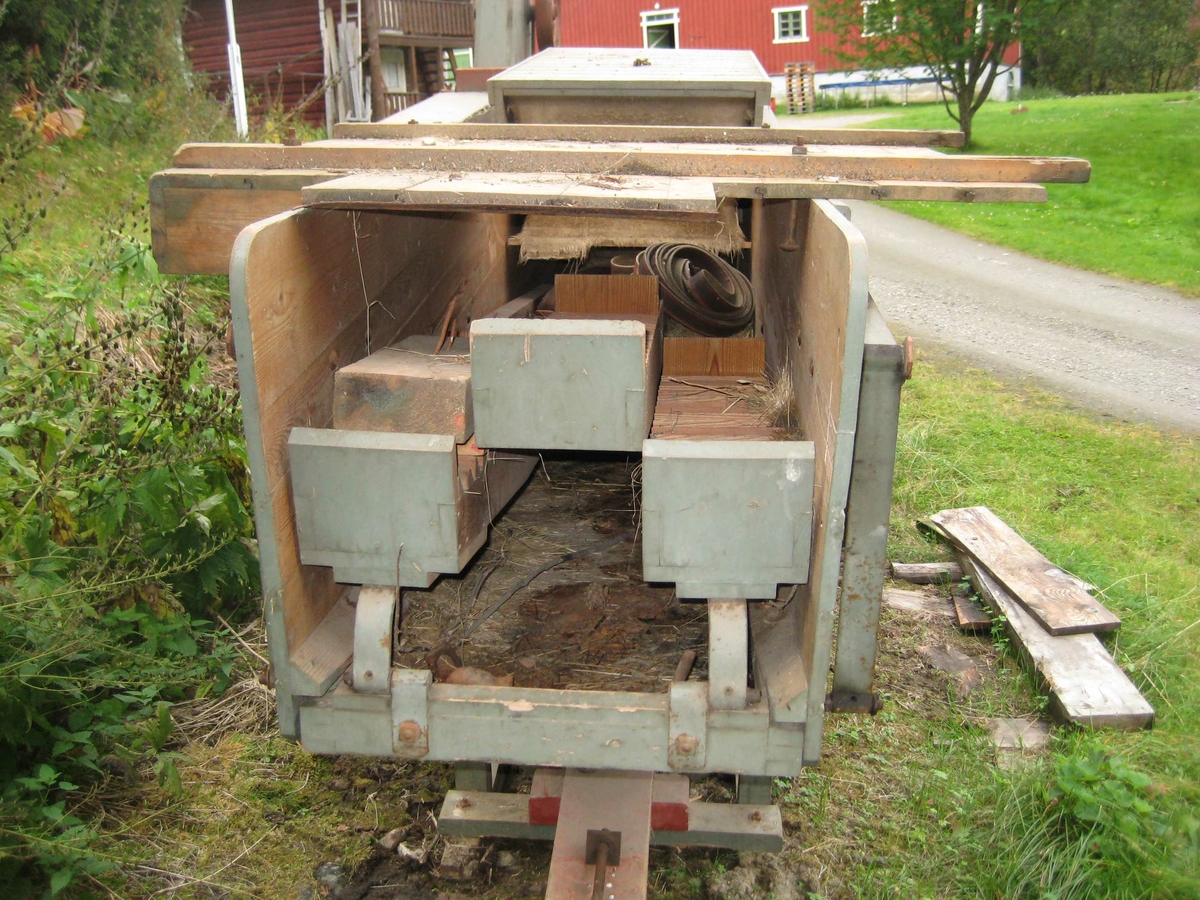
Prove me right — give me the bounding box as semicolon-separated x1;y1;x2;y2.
772;5;810;44
861;0;898;37
640;8;680;49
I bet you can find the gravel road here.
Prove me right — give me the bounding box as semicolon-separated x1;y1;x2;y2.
846;201;1200;435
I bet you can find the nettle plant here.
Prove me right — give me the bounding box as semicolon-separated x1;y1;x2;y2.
0;205;258;893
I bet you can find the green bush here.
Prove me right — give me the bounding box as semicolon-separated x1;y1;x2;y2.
0;111;258;893
0;0;186;97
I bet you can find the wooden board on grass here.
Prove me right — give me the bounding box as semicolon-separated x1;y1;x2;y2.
959;556;1153;730
929;506;1120;635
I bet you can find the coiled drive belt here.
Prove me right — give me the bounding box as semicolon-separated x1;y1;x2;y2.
635;243;755;337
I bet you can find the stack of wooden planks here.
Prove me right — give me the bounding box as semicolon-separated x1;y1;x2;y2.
922;506;1154;730
148;126;1090;276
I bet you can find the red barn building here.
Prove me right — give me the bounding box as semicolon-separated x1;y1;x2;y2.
556;1;1021;106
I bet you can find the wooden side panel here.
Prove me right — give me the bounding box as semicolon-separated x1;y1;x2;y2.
230;208;509;733
751;199;868;763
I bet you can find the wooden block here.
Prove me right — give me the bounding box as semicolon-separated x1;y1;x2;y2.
488;285;551;319
930;507;1120;635
953;592;993;632
918;644;982;698
883;588;955;619
662;338;766;377
960;556;1154;730
529;768;565;825
891;560;964;584
555;274;660;315
332;335;472;441
650;774;690;833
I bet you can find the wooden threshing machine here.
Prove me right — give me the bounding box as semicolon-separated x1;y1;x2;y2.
149;49;1089;899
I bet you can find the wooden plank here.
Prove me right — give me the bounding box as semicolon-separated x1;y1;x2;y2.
930;507;1120;635
149;168;336;275
748;602;808;725
650;377;781;442
555;274;660;315
173;140;1091;185
437;789;783;852
662;338;766;377
953;591;993;633
333;121;967;148
546;769;652;900
302;171;720;218
883;588;955;619
332;335;473;440
713;178;1048;203
960;556;1154;730
891;560;964;584
708;600;749;710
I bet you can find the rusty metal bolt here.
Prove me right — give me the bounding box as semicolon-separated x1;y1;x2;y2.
674;734;699;755
456;797;473;810
396;720;422;743
750;810;763;823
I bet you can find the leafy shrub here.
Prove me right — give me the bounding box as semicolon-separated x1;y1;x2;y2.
0;133;258;893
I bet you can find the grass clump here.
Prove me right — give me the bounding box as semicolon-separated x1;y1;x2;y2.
861;92;1200;296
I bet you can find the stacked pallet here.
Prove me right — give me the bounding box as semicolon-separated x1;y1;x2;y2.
784;62;816;115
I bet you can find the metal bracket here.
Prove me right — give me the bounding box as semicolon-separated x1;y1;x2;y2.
391;667;432;756
585;828;621;866
824;689;884;715
352;585;396;694
668;681;708;771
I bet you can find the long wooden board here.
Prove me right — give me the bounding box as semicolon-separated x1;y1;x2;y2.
148;169;334;274
302;171;719;217
960;556;1153;730
930;507;1120;635
173;139;1091;184
332;121;967;148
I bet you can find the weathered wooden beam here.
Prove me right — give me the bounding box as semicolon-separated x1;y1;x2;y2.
148;168;336;274
302;171;721;217
960;556;1153;730
332;121;967;148
172;140;1091;184
891;560;964;583
929;506;1120;634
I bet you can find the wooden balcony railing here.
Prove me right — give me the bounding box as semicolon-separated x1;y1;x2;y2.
384;91;427;116
378;0;474;39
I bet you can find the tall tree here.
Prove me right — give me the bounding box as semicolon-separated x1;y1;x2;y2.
825;1;1044;145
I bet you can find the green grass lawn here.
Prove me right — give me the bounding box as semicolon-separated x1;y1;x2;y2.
826;93;1200;297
